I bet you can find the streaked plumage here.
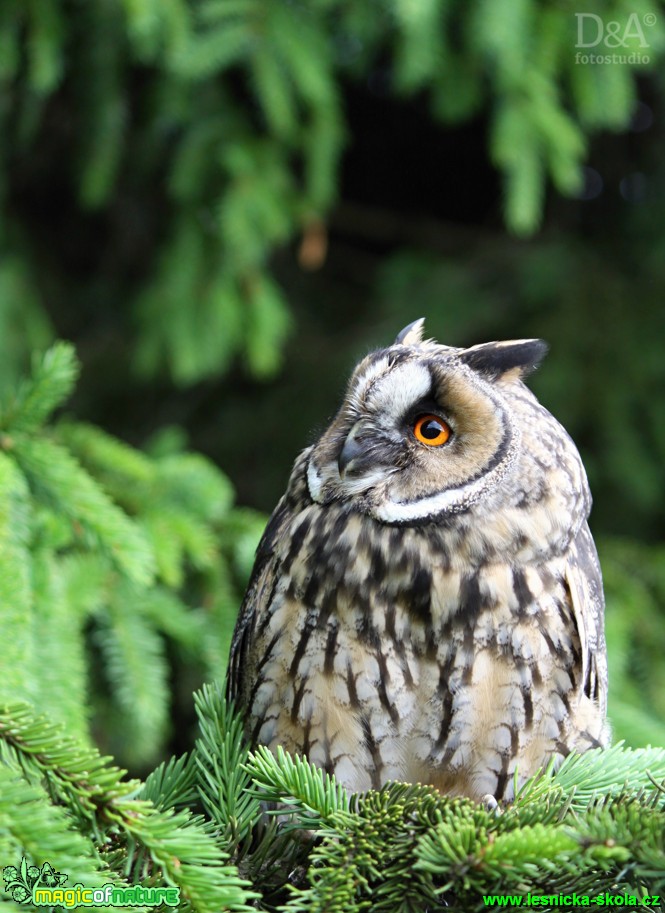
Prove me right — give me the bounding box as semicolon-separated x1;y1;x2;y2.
227;320;609;801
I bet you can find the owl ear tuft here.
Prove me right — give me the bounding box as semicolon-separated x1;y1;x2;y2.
394;318;425;346
459;339;548;381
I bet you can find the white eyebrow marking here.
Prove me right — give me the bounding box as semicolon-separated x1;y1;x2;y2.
358;361;432;416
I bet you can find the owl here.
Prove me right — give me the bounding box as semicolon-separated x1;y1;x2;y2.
227;319;609;802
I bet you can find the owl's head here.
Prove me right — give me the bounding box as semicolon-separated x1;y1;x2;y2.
306;319;554;524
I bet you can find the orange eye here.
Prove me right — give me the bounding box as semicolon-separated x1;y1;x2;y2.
413;414;451;447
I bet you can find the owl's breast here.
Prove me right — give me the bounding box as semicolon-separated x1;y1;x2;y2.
246;500;602;799
401;559;585;797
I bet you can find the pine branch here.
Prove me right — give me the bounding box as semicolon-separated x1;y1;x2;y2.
511;743;665;813
5;689;665;911
0;342;79;433
0;337;262;767
246;744;349;830
10;433;155;586
0;702;259;912
554;743;665;807
56;420;155;491
0;702;139;825
214;689;665;908
31;550;90;743
140;752;199;811
0;764;125;898
192;684;313;906
194;683;262;847
116;803;259;913
97;582;171;764
0;452;34;705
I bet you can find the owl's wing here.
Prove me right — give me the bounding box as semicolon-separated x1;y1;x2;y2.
226;448;312;704
225;496;290;703
565;522;608;715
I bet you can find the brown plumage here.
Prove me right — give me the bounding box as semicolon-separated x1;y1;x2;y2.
227;320;609;801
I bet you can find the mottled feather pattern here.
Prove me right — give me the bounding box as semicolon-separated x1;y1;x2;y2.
228;323;609;801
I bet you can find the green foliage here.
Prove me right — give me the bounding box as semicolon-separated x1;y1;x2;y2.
0;701;258;912
0;342;264;768
194;684;262;847
6;684;664;911
1;1;662;384
249;744;350;833
241;733;665;909
1;335;664;909
601;538;665;749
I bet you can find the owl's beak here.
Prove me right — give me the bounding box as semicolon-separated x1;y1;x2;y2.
338;433;366;478
338;421;396;482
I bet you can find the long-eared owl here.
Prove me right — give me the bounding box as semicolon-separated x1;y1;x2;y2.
227;320;609;801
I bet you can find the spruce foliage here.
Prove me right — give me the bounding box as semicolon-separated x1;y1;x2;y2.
0;341;264;766
1;1;663;384
3;683;665;912
0;700;258;912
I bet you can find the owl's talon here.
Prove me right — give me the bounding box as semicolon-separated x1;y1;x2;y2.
481;794;500;814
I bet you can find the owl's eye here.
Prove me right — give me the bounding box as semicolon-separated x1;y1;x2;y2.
412;414;451;447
